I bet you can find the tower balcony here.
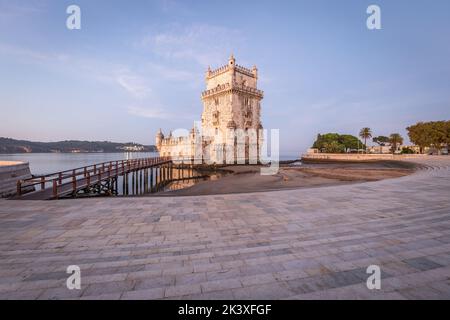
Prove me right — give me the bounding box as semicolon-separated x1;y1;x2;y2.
201;82;264;99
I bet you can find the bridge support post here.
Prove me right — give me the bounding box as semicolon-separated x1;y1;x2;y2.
181;161;184;180
122;173;126;195
136;171;139;195
144;169;147;193
87;172;91;189
160;165;164;187
141;170;144;193
150;167;154;193
52;180;58;199
156;167;159;191
17;180;22;196
72;175;77;197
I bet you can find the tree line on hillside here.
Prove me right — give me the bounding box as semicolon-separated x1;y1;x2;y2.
312;120;450;154
0;137;157;154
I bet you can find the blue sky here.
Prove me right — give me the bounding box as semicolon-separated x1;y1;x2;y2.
1;0;449;155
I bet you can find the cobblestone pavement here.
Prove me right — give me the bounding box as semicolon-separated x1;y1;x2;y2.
0;157;449;300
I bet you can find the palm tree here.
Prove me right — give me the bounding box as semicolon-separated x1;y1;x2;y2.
359;128;372;153
389;133;403;154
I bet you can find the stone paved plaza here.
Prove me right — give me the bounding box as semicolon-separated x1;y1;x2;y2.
0;157;449;300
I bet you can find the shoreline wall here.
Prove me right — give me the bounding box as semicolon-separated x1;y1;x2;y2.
0;161;32;197
301;153;429;162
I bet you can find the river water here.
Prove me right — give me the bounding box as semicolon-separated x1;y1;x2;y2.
0;152;159;175
1;153;298;196
0;152;299;175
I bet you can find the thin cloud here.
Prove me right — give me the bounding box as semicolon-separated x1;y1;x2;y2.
146;62;195;82
127;105;172;119
140;23;244;67
0;41;187;121
0;1;46;20
159;0;193;15
0;42;56;62
115;71;151;99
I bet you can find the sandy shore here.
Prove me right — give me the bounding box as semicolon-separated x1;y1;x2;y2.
158;160;417;196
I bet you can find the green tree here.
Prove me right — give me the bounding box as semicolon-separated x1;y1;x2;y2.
372;135;390;153
372;136;390;146
359;128;372;153
445;121;450;150
312;133;363;153
407;122;432;154
312;133;340;151
338;135;362;151
389;133;403;154
407;120;450;154
429;121;447;154
401;147;415;154
323;141;345;153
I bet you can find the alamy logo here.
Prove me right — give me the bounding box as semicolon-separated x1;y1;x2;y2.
66;5;81;30
367;5;381;30
161;124;280;175
366;265;381;290
66;265;81;290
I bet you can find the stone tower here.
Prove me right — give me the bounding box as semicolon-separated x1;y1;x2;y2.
156;55;264;164
201;55;264;163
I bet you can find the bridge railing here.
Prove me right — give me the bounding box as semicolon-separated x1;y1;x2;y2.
16;156;171;197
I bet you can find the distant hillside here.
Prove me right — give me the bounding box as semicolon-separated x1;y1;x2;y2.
0;137;157;154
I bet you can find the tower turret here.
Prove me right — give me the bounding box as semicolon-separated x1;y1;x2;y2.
155;128;164;149
228;54;236;68
205;66;211;80
252;65;258;79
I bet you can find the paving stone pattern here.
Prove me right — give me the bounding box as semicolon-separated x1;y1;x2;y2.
0;157;449;300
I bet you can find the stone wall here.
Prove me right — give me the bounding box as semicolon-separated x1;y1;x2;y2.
0;161;32;197
301;153;429;162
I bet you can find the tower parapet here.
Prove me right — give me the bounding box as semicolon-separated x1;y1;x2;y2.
206;55;258;81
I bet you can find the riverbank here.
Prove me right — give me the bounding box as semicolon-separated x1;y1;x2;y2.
157;160;417;196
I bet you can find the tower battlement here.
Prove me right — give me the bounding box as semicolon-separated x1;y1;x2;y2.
206;64;257;79
206;55;258;81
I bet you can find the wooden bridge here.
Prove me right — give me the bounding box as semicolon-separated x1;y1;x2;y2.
15;157;200;200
